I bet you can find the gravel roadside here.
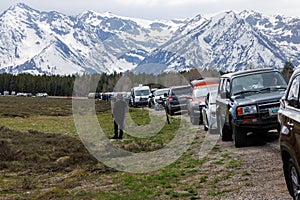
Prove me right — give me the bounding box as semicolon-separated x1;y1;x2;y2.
171;110;291;200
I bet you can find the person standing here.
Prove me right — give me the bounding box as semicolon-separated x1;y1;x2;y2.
112;93;128;139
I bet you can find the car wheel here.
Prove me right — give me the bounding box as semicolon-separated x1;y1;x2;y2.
217;115;232;141
232;125;247;148
287;158;300;200
170;109;174;116
204;125;208;131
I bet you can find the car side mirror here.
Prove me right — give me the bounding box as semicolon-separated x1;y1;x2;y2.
280;96;286;109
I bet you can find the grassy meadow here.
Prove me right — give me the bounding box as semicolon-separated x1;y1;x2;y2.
0;96;247;199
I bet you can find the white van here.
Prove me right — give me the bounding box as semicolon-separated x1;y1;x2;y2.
130;85;150;107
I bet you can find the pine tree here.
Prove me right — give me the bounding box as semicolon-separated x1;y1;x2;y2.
282;61;294;81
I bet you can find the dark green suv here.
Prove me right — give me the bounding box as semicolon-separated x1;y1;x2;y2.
216;68;287;147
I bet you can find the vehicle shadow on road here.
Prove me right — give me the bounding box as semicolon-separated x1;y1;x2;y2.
246;131;279;147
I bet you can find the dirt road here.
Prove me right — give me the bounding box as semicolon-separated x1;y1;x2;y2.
170;109;291;199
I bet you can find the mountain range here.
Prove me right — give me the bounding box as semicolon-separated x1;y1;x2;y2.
0;3;299;75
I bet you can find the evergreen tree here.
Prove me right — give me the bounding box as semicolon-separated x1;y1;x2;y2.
282;61;294;81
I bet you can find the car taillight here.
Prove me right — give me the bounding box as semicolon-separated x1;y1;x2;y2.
168;96;173;100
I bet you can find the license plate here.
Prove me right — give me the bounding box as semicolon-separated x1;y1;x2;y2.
269;107;279;116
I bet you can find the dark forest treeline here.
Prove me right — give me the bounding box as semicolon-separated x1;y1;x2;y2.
0;68;220;96
0;73;120;96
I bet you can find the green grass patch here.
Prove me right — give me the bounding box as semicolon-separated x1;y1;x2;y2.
0;97;241;199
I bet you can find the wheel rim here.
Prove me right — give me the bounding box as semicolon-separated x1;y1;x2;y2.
290;166;300;199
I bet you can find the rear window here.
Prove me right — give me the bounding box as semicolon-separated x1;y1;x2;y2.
171;86;192;95
135;89;150;96
154;89;169;96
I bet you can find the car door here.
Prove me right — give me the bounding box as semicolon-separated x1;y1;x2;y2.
283;75;300;149
217;78;231;126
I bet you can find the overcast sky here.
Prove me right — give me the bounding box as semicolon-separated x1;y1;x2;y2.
2;0;300;20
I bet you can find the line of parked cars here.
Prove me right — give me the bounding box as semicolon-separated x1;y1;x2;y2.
210;67;300;200
92;67;299;199
145;78;220;135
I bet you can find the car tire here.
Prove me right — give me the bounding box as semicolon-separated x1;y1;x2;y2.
170;109;174;116
204;125;208;131
287;158;300;200
232;125;247;148
217;115;232;141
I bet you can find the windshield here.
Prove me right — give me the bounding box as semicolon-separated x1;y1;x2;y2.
172;86;192;96
135;89;150;96
231;71;287;96
154;89;168;96
194;85;218;98
194;87;209;98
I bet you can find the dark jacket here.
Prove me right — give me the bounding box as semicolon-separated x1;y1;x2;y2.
113;98;128;126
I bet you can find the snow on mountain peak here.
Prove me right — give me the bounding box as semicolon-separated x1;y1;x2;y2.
0;3;299;75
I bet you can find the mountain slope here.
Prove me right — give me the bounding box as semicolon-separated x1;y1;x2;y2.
134;10;299;74
0;3;299;75
0;3;184;75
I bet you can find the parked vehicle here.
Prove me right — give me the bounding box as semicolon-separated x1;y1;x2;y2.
216;68;287;147
187;79;219;125
165;85;193;115
279;67;300;200
202;89;218;133
149;88;169;110
129;85;151;107
36;93;48;97
88;92;101;99
16;92;31;97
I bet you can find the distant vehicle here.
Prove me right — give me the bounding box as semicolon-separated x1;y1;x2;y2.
111;92;130;103
101;92;113;101
279;67;300;200
149;88;169;110
88;92;101;99
3;91;9;96
165;85;193;116
129;85;151;107
16;92;28;97
16;92;32;97
216;68;287;147
202;89;218;132
36;93;48;97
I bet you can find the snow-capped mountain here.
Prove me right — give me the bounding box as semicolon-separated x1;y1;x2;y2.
0;3;299;75
134;10;300;74
0;3;185;75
